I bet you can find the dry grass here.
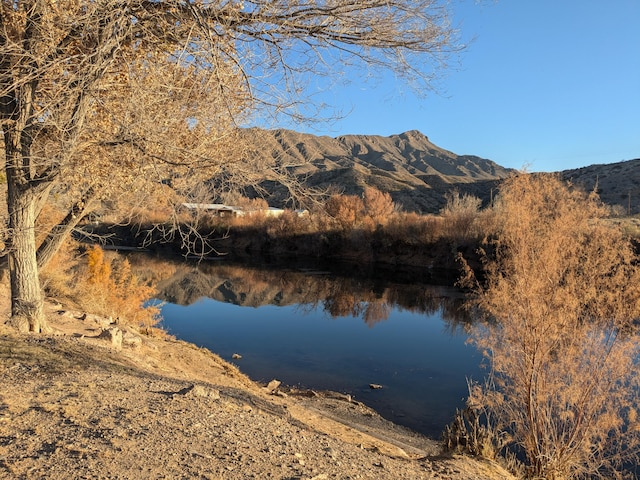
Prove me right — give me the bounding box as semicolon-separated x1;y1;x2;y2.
605;216;640;240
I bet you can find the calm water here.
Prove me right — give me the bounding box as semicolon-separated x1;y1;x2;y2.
155;261;484;438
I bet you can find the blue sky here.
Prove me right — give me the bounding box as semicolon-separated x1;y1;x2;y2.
297;0;640;173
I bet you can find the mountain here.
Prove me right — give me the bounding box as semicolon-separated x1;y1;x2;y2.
243;129;514;213
233;128;638;215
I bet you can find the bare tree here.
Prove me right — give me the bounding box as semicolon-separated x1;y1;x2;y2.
1;0;459;333
461;174;640;479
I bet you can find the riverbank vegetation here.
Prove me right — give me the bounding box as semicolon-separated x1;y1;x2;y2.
113;179;638;281
39;241;163;335
454;175;640;479
104;186;495;280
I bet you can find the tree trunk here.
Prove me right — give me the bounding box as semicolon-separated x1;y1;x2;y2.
5;145;48;333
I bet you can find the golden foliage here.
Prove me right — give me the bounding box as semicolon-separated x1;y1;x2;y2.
325;194;365;230
464;174;640;479
81;246;160;332
40;241;163;334
363;187;395;228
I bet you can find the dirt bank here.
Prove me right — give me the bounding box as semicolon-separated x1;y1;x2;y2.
0;289;513;479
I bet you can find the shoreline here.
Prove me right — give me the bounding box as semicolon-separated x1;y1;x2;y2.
0;288;514;479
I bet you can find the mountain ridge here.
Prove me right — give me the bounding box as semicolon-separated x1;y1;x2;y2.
245;128;513;212
239;128;639;215
560;158;640;215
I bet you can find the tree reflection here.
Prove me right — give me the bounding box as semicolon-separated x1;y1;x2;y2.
363;301;391;327
323;290;363;318
149;258;471;328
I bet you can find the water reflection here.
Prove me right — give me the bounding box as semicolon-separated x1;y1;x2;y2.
149;258;482;438
156;260;473;329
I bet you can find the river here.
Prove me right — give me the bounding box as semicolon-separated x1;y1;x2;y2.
150;258;484;439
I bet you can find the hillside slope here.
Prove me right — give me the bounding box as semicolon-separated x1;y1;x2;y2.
243;129;514;212
561;158;640;215
245;129;639;215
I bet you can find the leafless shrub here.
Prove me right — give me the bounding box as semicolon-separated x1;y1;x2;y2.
440;189;482;241
442;403;509;462
386;212;444;244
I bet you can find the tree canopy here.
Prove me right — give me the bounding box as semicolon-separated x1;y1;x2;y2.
1;0;460;331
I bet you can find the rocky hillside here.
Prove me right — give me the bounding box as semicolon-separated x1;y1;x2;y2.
243;129;639;215
560;158;640;215
242;129;514;213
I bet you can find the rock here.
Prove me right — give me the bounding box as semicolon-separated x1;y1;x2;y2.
81;313;112;327
265;379;281;393
231;353;242;359
189;385;220;400
369;384;383;390
98;327;123;349
122;331;142;348
174;384;220;400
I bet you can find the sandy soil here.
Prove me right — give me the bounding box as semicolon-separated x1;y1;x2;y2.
0;289;514;480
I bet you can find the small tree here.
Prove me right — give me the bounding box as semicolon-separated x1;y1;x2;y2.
462;174;640;479
325;193;365;231
84;245;159;331
363;186;395;228
440;189;482;241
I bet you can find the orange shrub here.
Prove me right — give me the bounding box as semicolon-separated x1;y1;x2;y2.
325;194;365;231
363;187;395;227
83;245;160;332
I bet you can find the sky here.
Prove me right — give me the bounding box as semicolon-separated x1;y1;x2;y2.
297;0;640;173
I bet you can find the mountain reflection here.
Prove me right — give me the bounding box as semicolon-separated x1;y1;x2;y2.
152;259;472;328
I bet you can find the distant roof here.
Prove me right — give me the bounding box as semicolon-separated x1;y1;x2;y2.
181;203;241;211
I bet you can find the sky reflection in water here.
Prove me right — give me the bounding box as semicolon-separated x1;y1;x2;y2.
157;264;484;438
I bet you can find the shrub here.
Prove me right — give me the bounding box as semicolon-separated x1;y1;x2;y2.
325;194;365;231
363;186;395;228
462;174;640;479
440;189;482;241
264;209;314;237
386;212;443;244
82;245;160;333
